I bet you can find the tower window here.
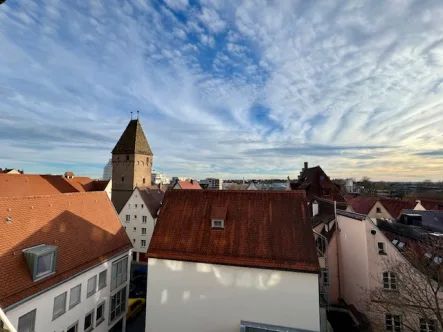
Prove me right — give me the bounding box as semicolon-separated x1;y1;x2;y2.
126;155;129;161
122;175;124;182
143;177;146;184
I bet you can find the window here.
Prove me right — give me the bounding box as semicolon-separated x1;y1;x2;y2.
126;155;129;161
17;309;36;332
212;219;224;229
133;227;136;232
321;269;329;286
87;275;97;298
142;216;147;223
121;175;124;182
111;257;128;291
37;252;55;278
143;177;146;184
141;240;146;247
124;226;126;230
376;207;382;213
53;292;67;320
110;286;127;322
420;318;436;332
378;242;387;255
96;301;105;326
383;272;397;290
125;215;130;222
133;238;136;243
98;270;107;290
385;314;402;332
69;284;81;309
392;239;398;245
135;204;138;208
141;228;147;235
134;215;137;219
84;310;94;332
322;188;331;196
397;242;405;249
141;204;144;209
67;321;78;332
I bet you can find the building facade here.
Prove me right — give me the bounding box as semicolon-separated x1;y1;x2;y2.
151;170;170;185
111;119;154;213
0;192;132;332
118;187;164;263
102;159;112;180
146;190;321;332
199;178;223;190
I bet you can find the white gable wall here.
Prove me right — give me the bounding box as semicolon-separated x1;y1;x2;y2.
119;189;156;262
146;259;320;332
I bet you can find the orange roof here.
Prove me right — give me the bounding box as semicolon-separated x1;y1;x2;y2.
0;192;131;308
0;174;106;197
149;190;319;273
175;180;201;189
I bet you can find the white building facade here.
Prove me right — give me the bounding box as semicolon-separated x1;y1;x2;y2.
5;251;131;332
146;259;320;332
151;170;170;185
118;188;162;263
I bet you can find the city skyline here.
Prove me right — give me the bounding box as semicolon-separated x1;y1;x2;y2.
1;0;443;181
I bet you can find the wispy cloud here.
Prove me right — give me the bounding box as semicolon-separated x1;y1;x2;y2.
1;0;443;180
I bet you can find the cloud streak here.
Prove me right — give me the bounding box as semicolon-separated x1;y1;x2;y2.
1;0;443;180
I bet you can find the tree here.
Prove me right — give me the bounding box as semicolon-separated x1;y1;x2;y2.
364;233;443;332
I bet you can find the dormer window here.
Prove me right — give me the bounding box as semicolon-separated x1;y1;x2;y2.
23;245;58;281
212;219;224;229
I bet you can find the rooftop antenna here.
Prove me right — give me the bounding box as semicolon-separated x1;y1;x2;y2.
130;111;133;120
137;110;139;120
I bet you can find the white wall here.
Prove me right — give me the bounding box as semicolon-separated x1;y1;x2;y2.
6;251;131;332
146;259;320;332
119;190;156;260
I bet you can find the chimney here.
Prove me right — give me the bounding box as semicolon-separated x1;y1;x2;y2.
304;161;308;170
190;179;194;184
312;200;319;217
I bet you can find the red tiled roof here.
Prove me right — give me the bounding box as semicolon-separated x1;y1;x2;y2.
345;195;379;215
175;180;201;190
419;199;443;211
0;192;131;308
149;190;320;273
0;174;106;197
379;198;417;219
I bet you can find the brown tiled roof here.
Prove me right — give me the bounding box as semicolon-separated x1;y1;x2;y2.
149;190;320;273
139;187;164;218
379;198;417;219
175;180;201;189
0;192;131;308
92;180;111;191
0;174;107;197
291;166;345;203
345;195;378;215
112;119;153;155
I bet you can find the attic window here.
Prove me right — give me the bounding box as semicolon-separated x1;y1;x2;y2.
322;188;331;196
378;242;387;255
212;219;224;229
23;245;58;281
376;207;381;213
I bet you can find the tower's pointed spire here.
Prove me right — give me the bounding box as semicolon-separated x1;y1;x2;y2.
112;118;153;155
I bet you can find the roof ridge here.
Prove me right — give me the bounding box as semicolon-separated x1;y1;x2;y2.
0;191;106;201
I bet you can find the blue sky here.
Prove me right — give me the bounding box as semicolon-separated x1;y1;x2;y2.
1;0;443;181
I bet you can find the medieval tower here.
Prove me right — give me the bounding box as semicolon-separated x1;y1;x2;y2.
111;119;153;212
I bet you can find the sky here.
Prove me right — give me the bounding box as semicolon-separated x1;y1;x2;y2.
1;0;443;181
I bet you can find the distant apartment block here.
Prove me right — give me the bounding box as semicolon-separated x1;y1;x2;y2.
0;192;132;332
199;178;223;190
102;159;112;180
151;170;170;185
